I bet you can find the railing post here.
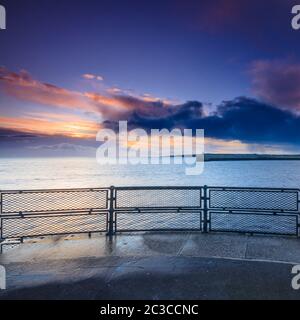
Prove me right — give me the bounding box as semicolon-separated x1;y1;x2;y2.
0;191;3;253
107;186;115;237
203;185;209;233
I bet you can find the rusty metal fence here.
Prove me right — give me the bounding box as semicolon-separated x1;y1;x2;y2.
1;186;299;251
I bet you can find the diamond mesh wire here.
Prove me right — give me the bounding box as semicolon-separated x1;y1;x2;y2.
1;213;107;238
1;189;109;214
116;211;201;231
210;212;298;235
115;188;201;208
209;189;298;211
1;186;299;241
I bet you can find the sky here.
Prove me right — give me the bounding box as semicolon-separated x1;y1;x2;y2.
1;0;300;156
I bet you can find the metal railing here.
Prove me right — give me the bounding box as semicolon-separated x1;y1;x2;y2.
0;188;109;251
1;185;299;251
114;186;203;232
207;186;299;236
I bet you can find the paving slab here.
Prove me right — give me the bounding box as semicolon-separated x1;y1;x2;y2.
179;233;248;259
112;232;190;256
245;236;300;263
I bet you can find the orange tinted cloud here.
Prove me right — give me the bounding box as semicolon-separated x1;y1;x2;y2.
205;138;285;154
0;68;172;120
0;115;100;139
85;92;172;120
0;68;177;139
0;67;98;113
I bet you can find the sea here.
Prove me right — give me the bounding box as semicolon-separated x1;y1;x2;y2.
0;157;299;190
0;157;299;237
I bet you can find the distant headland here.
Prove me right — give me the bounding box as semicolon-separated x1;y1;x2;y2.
201;154;300;162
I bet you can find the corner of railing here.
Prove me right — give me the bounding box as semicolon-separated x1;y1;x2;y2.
0;190;3;254
107;186;116;237
203;185;209;233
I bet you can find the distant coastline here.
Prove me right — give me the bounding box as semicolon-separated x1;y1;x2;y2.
201;154;300;162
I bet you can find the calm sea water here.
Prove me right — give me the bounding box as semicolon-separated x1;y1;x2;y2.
0;157;300;190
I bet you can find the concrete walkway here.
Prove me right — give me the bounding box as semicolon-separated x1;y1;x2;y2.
1;232;300;299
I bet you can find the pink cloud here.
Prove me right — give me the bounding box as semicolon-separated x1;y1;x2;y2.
250;59;300;112
0;67;98;113
0;67;178;136
82;73;104;81
0;68;171;120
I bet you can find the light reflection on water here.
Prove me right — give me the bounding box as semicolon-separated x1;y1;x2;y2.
0;157;300;189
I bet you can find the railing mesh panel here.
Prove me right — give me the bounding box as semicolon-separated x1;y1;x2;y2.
209;189;298;211
210;212;298;235
1;186;299;242
116;211;201;231
116;188;201;208
2;213;107;238
2;189;108;214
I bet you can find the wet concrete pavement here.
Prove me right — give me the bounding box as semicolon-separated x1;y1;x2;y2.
1;232;300;299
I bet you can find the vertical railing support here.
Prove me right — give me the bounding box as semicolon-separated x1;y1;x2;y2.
298;190;300;238
0;191;3;253
203;185;209;233
107;186;115;237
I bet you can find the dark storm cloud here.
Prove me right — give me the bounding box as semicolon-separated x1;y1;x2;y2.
102;96;300;145
0;128;40;141
198;97;300;144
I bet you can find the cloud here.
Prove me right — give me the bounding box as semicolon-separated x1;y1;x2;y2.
189;97;300;144
194;97;300;144
106;87;123;94
205;137;288;154
0;68;172;119
0;67;178;118
101;96;300;146
29;142;96;153
2;67;300;150
0;128;40;141
250;59;300;112
82;73;104;81
0;67;98;113
84;92;176;121
0;129;98;157
0;115;100;138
